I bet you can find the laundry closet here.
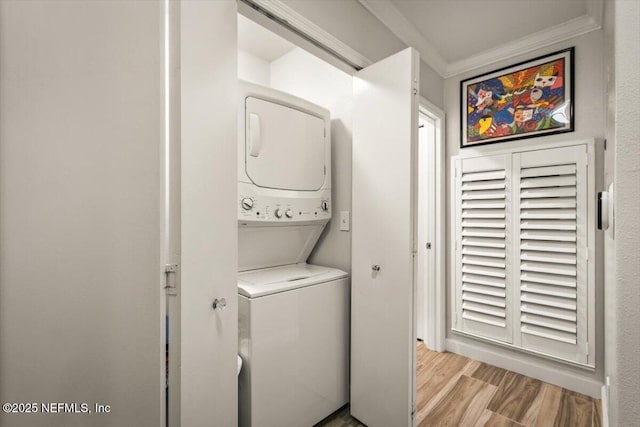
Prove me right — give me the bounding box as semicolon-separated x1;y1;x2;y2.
235;7;420;427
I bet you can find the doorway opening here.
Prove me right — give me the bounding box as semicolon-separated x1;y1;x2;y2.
416;101;446;353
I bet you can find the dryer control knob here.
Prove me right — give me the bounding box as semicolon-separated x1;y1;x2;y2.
285;209;293;218
274;208;283;218
241;198;254;210
321;200;329;211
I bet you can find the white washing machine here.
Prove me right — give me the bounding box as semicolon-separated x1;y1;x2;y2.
236;82;349;427
238;263;349;427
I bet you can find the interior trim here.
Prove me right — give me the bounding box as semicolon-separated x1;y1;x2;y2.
239;0;372;71
358;0;603;78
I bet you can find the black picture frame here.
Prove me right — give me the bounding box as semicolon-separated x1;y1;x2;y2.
460;47;574;148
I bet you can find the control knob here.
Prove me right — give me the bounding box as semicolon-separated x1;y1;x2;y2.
321;200;329;211
285;209;293;218
241;198;254;210
274;208;283;218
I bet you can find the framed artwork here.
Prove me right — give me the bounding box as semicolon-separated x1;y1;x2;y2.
461;47;574;148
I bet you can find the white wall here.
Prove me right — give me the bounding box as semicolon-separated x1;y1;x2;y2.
604;0;640;424
443;30;606;395
279;0;444;108
281;0;405;64
238;49;271;86
270;48;354;273
0;1;163;426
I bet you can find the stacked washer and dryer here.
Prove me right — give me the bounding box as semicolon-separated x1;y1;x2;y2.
237;81;349;427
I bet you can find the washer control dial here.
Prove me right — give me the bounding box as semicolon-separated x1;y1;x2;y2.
241;198;254;210
285;209;293;218
321;200;329;211
274;208;283;218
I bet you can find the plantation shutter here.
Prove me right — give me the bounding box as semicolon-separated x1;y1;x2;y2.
454;154;512;343
514;145;589;363
453;142;595;366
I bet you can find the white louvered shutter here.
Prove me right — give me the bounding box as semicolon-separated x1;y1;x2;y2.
454;154;512;343
514;145;590;363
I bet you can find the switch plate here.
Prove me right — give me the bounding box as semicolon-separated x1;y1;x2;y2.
340;211;350;231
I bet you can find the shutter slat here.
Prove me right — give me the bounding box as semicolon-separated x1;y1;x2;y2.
462;274;505;288
521;251;576;265
463;312;506;328
463;255;506;269
521;282;576;299
521;303;577;321
520;175;576;188
462;209;506;219
462;219;506;229
521;314;576;333
462;190;506;200
520;230;576;242
462;283;506;297
520;164;576;178
521;261;576;277
462;170;505;182
462;247;505;258
462;180;506;191
463;302;506;318
462;229;506;238
462;237;506;249
520;209;576;219
520;197;576;209
520;271;576;287
520;240;576;253
462;292;506;308
521;292;576;310
521;187;576;199
521;325;577;344
462;200;506;209
520;220;576;230
462;265;506;278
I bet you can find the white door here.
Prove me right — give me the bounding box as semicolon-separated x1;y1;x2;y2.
351;47;419;427
180;1;238;426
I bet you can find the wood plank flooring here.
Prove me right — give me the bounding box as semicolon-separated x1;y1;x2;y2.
317;342;601;427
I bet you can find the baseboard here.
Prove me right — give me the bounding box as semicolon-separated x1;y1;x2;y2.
601;383;609;427
446;337;603;398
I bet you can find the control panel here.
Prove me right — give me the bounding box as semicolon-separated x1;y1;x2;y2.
238;184;331;224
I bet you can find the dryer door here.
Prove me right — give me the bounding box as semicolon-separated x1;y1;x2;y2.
245;97;326;191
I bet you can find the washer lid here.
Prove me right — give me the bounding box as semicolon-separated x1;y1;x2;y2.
237;263;348;298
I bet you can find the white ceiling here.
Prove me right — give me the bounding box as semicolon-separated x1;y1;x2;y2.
359;0;603;77
391;0;587;63
238;14;296;62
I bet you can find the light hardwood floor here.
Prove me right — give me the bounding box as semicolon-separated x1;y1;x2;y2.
317;342;601;427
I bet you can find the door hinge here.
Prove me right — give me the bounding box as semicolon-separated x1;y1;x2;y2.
165;264;178;296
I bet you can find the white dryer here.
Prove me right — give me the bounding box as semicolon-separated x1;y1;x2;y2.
237;81;349;427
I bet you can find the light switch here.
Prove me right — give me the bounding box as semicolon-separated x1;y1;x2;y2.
340;211;350;231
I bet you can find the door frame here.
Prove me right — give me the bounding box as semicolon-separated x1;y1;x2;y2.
418;98;446;352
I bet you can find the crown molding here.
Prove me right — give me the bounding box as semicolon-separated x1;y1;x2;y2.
358;0;603;79
357;0;448;76
445;11;602;77
242;0;372;69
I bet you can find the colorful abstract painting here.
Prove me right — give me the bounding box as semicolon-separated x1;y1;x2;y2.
461;48;574;147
